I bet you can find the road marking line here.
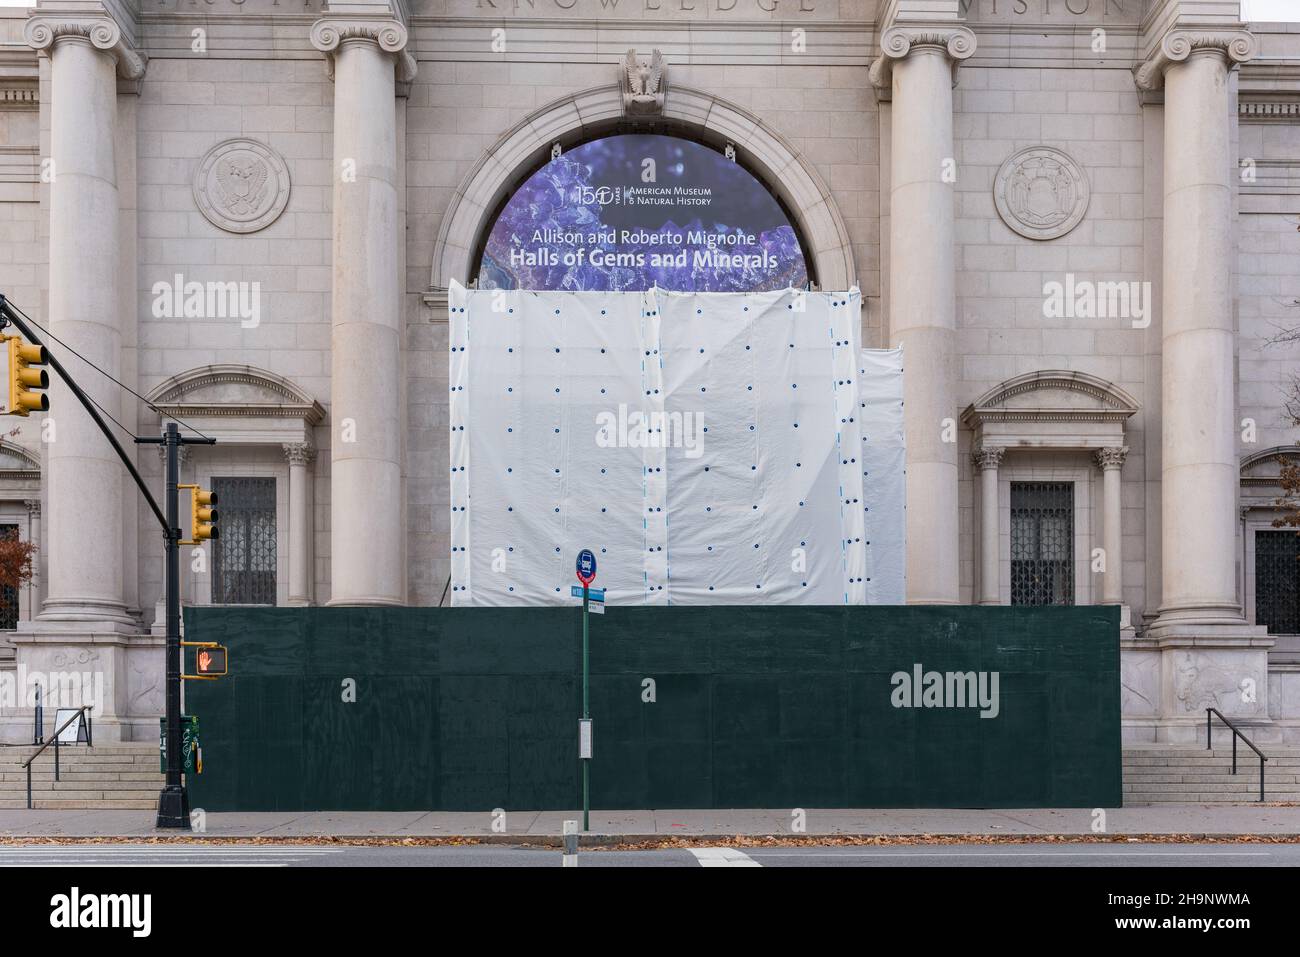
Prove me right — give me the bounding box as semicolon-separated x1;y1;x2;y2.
689;847;762;867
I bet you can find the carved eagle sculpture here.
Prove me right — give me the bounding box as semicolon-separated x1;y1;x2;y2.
214;155;270;218
622;48;666;116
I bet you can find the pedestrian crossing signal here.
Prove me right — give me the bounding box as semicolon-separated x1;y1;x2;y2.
196;645;226;677
3;334;48;417
182;641;227;680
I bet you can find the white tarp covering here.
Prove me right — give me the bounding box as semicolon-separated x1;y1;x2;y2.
449;282;904;606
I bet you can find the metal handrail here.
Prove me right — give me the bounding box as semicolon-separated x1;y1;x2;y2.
1206;708;1268;802
21;706;93;810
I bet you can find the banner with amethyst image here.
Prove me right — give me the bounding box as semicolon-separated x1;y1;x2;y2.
478;133;808;292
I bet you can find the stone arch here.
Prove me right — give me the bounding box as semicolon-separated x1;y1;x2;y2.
0;440;41;479
964;370;1141;420
428;84;855;297
1241;445;1300;477
147;364;324;420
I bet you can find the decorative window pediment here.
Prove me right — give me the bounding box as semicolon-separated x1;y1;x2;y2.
1241;446;1300;488
961;370;1139;451
1241;447;1300;518
0;440;40;482
146;365;324;446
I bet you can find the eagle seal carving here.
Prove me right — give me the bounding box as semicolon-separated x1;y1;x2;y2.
194;139;291;234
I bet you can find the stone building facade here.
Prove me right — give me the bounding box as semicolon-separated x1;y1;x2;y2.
0;0;1298;745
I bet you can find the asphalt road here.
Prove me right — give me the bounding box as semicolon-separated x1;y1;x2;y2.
0;842;1296;867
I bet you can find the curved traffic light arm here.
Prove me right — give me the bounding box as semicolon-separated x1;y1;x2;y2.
0;294;173;534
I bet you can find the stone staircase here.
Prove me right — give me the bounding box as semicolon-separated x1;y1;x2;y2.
0;742;161;810
3;741;1299;810
1123;745;1300;804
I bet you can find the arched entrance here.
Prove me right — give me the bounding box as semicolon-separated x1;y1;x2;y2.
426;84;855;304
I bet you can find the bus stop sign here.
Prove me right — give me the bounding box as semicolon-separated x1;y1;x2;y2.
575;549;597;585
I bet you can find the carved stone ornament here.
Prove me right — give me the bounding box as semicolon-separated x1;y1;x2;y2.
971;446;1005;470
309;17;416;85
193;138;291;235
868;25;976;98
283;442;316;467
23;15;146;80
621;49;667;117
1094;446;1129;471
1134;29;1258;92
994;146;1090;242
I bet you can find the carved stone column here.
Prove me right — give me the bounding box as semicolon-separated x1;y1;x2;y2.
24;499;41;617
1136;28;1259;631
311;14;414;606
1094;447;1127;606
871;24;975;604
23;16;143;625
8;13;147;742
1134;19;1270;739
972;446;1004;606
283;443;316;606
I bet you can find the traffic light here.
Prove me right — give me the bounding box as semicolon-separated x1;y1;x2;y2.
3;334;48;417
180;484;219;544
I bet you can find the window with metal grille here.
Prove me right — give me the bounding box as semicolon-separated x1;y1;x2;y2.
0;523;18;630
1010;482;1074;606
211;477;277;606
1255;530;1300;634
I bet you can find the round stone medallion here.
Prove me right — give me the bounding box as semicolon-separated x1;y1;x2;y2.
193;138;291;234
993;146;1090;241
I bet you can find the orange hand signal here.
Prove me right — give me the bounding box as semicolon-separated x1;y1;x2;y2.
198;650;212;672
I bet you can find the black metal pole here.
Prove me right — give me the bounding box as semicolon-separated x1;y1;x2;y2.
0;295;209;828
155;422;189;829
0;296;168;535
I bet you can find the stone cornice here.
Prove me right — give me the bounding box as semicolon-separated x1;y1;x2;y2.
868;24;975;102
0;86;38;108
22;14;147;81
1133;28;1257;92
1239;99;1300;121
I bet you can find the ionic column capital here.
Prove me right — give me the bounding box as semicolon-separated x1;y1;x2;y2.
1094;446;1129;471
1134;28;1257;92
282;442;316;467
869;25;976;101
310;16;417;85
23;14;146;80
971;445;1005;471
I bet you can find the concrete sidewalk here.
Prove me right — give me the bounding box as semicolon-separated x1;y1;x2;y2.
0;805;1298;841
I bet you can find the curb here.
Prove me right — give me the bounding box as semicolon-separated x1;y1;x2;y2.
3;832;1300;847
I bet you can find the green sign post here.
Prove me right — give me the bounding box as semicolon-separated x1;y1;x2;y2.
575;550;597;831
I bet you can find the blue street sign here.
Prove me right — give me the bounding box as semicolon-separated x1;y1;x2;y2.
575;549;597;585
571;585;606;602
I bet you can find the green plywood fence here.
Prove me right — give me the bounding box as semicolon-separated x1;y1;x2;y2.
183;605;1121;811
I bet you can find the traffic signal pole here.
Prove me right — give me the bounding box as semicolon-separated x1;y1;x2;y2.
0;295;214;829
148;424;186;826
136;427;215;828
